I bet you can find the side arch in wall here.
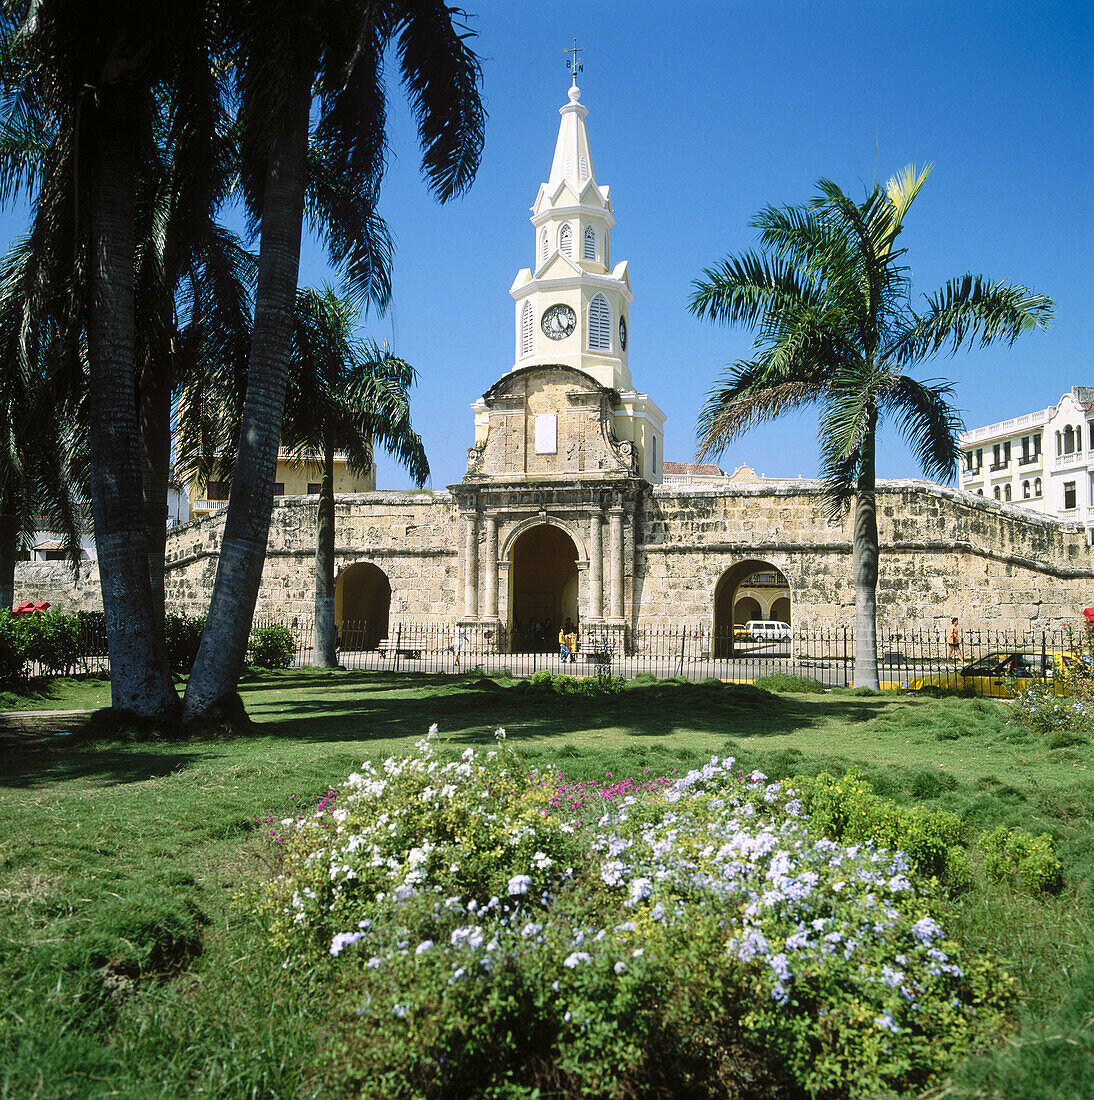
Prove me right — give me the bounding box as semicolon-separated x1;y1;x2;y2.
335;561;391;649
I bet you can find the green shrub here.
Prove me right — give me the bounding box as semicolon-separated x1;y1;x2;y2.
164;614;206;673
0;611;30;687
525;670;624;696
255;735;1014;1099
977;826;1064;894
1008;677;1094;739
248;624;295;669
796;769;970;888
753;672;827;693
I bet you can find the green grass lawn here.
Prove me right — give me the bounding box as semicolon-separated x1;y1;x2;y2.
1;670;1092;1098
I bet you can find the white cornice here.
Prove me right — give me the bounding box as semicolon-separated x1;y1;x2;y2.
511;271;635;304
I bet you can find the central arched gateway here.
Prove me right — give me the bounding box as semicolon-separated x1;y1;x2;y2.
335;562;391;649
509;524;579;650
712;559;791;657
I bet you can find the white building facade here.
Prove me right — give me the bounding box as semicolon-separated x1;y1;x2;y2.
959;387;1094;537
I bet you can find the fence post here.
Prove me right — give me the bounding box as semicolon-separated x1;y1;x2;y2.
677;625;687;678
393;623;402;673
842;626;849;687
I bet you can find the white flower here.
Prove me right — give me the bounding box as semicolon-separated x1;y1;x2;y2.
415;939;434;955
614;961;627;974
564;952;591;968
329;931;364;956
393;1004;408;1018
507;874;532;896
533;851;553;870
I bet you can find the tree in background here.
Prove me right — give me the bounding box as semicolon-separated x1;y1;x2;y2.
283;287;428;667
690;165;1053;688
0;237;87;610
181;1;484;722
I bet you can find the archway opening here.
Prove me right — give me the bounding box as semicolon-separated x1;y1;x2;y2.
509;524;579;651
713;559;791;657
335;562;391;649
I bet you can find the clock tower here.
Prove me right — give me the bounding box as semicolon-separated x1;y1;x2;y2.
497;76;665;483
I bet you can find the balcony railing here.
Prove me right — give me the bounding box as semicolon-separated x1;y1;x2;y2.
1054;451;1088;470
192;499;229;512
1017;453;1042;466
959;408;1052;444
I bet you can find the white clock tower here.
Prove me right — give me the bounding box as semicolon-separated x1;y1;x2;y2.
501;73;665;483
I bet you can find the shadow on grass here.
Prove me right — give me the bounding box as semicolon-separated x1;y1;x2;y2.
0;672;887;790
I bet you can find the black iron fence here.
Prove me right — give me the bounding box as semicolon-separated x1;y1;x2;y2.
247;620;1094;694
29;616;1094;697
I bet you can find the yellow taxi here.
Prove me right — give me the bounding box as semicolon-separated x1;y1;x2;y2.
908;650;1089;698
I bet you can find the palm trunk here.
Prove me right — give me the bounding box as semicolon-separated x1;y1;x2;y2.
852;415;880;689
314;438;338;667
141;370;172;639
182;77;311;722
87;97;178;718
0;508;16;612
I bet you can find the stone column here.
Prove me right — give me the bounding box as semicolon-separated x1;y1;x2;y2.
588;511;603;619
483;515;498;620
608;507;625;620
463;512;478;619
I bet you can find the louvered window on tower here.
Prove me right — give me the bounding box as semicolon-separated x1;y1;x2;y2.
539;229;547;265
583;225;596;261
520;302;533;356
559;223;573;258
579;156;588;180
588;294;612;350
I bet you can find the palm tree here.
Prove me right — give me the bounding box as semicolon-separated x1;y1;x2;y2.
283;287;428;666
690;165;1053;688
0;236;88;609
182;1;484;721
0;1;226;717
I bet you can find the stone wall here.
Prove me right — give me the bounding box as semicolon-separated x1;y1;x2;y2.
164;490;459;620
641;479;1094;634
15;478;1094;636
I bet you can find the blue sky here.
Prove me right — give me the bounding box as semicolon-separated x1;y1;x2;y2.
4;1;1091;490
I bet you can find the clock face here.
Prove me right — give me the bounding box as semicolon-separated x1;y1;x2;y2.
618;315;627;350
541;303;576;341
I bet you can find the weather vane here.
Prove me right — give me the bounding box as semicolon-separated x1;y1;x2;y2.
565;37;583;85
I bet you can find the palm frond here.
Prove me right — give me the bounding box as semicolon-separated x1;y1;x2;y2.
880;375;964;483
697;364;823;461
893;275;1054;364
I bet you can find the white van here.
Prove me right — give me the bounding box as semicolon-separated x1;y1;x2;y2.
744;620;791;642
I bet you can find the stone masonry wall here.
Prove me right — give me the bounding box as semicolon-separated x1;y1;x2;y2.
15;479;1094;636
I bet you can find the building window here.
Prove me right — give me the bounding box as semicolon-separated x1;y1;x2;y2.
273;483;284;497
1034;478;1042;497
583;224;596;262
652;433;657;475
993;486;1001;500
1064;425;1075;454
977;489;984;496
565;156;572;179
1023;480;1031;499
1065;481;1077;509
579;155;588;180
520;301;533;357
1034;433;1042;456
206;480;230;500
1004;483;1012;501
588;293;612;350
539;229;547;265
559;222;573;258
308;483;321;495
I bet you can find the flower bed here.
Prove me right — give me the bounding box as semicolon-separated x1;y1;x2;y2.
255;728;1013;1099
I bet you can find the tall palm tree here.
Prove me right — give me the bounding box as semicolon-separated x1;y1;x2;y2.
690;165;1053;688
182;1;484;721
0;1;226;716
283;287;428;666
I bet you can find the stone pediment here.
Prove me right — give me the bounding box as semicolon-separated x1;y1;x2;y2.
465;365;639;482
